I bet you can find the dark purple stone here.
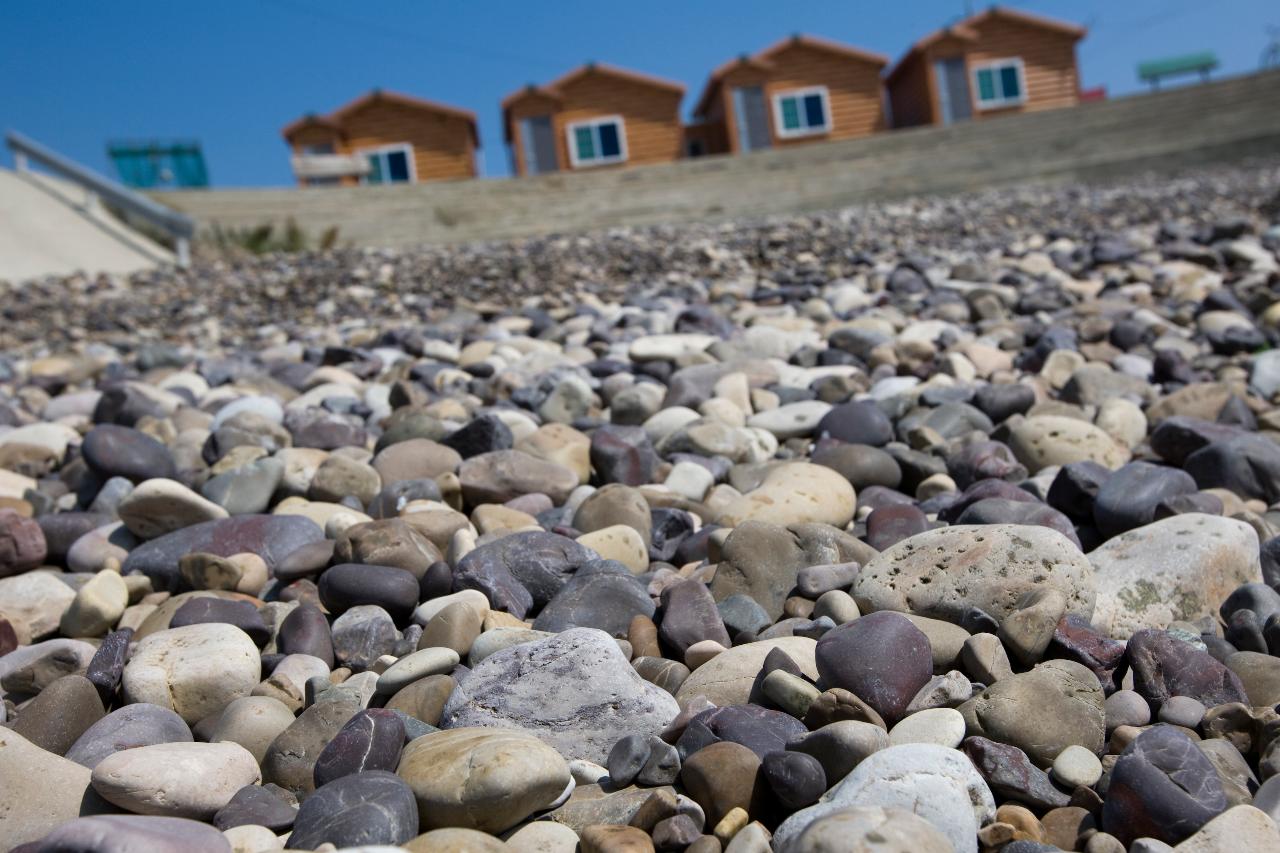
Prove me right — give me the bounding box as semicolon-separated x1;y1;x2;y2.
1046;460;1111;521
658;578;731;656
1149;416;1245;466
1102;726;1227;846
954;498;1081;548
213;783;298;831
81;424;177;484
122;514;324;592
1219;583;1280;625
170;598;269;647
815;611;932;725
65;704;193;769
679;704;807;760
865;504;928;552
26;815;229;853
590;425;659;486
440;415;513;459
945;440;1027;489
532;560;654;637
37;512;112;563
1092;461;1197;539
856;485;916;513
1154;492;1224;520
277;602;335;668
84;628;133;704
962;736;1071;810
1127;629;1248;710
815;400;893;446
284;408;367;451
937;478;1038;523
1184;434;1280;503
0;510;47;578
453;530;597;618
318;563;420;624
313;709;406;788
761;750;827;810
1049;615;1126;692
649;508;697;564
287;770;418;849
973;383;1035;423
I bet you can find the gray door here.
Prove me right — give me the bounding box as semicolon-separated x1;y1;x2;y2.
520;115;558;175
732;86;771;152
935;57;972;124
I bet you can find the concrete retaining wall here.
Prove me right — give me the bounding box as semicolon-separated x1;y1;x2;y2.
159;70;1280;249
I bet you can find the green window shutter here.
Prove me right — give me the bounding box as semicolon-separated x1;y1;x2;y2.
781;97;801;130
1000;65;1021;98
574;126;596;161
366;154;384;184
976;68;996;102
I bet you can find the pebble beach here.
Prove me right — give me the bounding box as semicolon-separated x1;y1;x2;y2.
3;160;1280;852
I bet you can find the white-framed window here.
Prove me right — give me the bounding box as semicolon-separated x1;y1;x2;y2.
972;58;1027;109
565;116;627;168
771;86;831;138
358;143;415;184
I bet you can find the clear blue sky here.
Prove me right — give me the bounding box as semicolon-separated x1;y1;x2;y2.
2;0;1275;186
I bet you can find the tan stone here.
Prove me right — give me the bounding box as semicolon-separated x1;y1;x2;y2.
397;728;571;834
577;525;650;574
516;423;591;485
717;463;856;529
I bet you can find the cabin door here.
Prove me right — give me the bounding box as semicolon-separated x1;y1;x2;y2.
521;115;558;174
935;57;973;124
732;86;771;152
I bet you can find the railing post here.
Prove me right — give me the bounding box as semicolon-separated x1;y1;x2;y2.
6;130;196;262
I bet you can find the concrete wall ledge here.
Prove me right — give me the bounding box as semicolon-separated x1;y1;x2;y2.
157;70;1280;249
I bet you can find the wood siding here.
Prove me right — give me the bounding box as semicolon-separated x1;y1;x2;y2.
289;101;476;187
508;73;683;176
886;53;932;128
698;94;731;155
964;18;1080;116
759;44;886;148
340;100;477;184
682;122;720;157
290;125;342;151
889;17;1081;128
704;44;885;154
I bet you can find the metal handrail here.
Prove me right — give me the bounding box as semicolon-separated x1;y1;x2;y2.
5;129;196;266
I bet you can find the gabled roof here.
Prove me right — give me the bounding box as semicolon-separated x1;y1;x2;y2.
280;112;343;141
693;34;889;118
501;62;686;142
282;89;480;146
885;5;1085;83
546;62;686;96
756;33;890;67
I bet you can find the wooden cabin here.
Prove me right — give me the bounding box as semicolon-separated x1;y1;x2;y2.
689;34;889;156
502;63;685;177
282;90;480;188
885;6;1085;128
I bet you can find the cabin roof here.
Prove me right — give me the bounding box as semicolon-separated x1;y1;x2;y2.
693;33;889;118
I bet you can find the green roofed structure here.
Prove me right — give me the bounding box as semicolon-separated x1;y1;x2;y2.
1137;52;1219;89
108;141;209;189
